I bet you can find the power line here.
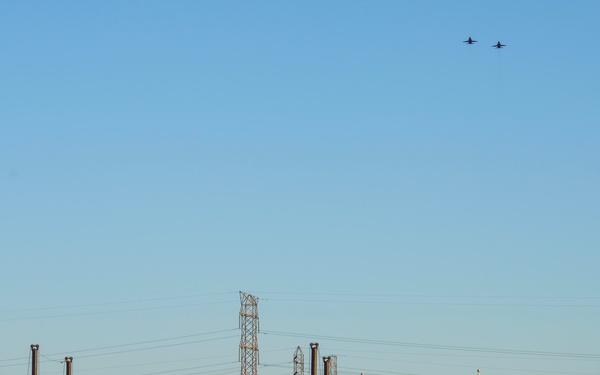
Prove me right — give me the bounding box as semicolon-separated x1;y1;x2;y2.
260;298;600;308
0;335;239;367
339;365;424;375
72;366;241;375
261;331;600;359
335;353;600;375
326;347;600;362
38;352;63;364
25;349;30;375
260;362;293;368
0;329;238;364
0;301;237;322
0;328;239;367
140;361;240;375
68;335;240;359
61;354;239;372
0;335;239;369
0;362;29;368
48;328;239;356
1;345;295;370
253;292;600;300
1;355;28;363
161;366;240;375
0;292;238;315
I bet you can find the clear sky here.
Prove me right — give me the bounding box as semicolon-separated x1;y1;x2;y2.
1;1;599;375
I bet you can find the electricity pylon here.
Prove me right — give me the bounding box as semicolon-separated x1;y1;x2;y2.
293;346;304;375
239;291;259;375
328;355;337;375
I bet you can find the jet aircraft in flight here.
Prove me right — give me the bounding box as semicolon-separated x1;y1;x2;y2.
463;37;477;44
492;41;506;48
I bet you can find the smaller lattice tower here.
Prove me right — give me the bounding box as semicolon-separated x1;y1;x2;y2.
328;356;337;375
239;291;259;375
293;346;304;375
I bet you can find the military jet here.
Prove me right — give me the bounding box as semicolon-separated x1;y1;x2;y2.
492;41;506;49
463;37;477;44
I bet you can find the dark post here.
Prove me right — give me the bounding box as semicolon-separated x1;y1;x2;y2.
310;343;319;375
65;357;73;375
323;356;330;375
31;344;39;375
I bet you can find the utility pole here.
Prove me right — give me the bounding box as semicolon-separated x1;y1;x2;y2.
239;291;259;375
65;357;73;375
293;346;304;375
322;356;330;375
310;343;319;375
31;344;39;375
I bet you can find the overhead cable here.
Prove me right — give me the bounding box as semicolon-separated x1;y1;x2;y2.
261;330;600;359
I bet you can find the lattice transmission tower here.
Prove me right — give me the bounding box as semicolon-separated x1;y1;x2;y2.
293;346;304;375
239;291;259;375
328;356;337;375
323;355;336;375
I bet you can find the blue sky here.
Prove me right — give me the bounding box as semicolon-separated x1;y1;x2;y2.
1;2;599;375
